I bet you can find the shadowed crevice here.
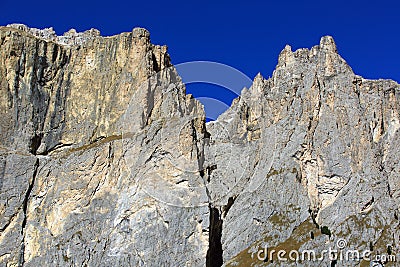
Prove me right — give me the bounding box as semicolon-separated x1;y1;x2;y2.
18;158;39;267
206;206;223;267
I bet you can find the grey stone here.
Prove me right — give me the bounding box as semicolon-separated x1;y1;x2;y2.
0;25;399;267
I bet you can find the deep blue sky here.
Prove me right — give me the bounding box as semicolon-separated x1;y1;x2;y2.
1;0;398;120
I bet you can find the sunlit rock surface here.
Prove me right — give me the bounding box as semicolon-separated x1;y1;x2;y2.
0;25;399;266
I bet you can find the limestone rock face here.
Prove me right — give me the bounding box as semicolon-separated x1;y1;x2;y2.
0;25;208;266
206;36;400;266
0;25;399;267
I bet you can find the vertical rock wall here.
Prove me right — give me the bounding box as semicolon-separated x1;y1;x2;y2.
0;25;399;267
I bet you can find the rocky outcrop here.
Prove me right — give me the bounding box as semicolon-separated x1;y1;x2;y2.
0;25;208;266
206;37;400;266
0;25;399;267
6;24;101;46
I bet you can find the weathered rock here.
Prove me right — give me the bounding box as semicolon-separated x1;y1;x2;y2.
0;24;209;267
206;36;400;266
0;25;399;267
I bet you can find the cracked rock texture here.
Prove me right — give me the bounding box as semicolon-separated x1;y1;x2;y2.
207;37;400;266
0;24;399;267
0;24;208;266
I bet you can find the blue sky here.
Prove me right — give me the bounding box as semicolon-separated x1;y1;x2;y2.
1;0;398;120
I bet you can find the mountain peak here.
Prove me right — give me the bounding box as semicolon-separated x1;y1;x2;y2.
319;35;337;53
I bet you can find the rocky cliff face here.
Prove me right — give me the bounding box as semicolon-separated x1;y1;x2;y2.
0;24;399;267
0;24;208;266
206;37;400;266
